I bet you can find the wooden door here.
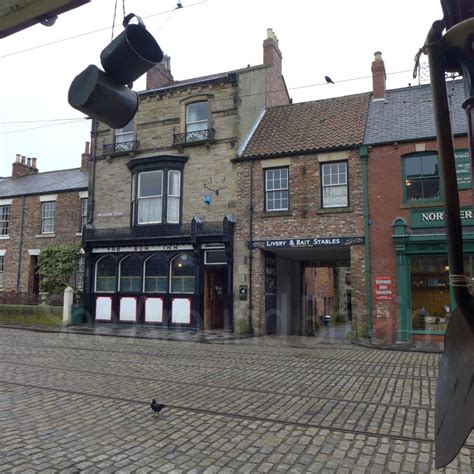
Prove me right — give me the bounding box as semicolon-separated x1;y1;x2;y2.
204;267;226;330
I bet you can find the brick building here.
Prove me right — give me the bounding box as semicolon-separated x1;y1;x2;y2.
0;150;89;304
362;52;470;343
236;93;370;335
82;29;290;329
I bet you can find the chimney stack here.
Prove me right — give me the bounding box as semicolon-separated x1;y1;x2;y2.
371;51;386;100
81;141;90;170
12;153;39;178
263;28;282;73
146;54;174;90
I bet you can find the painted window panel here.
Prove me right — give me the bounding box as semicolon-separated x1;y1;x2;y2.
96;296;112;321
145;298;163;323
171;298;191;324
119;297;137;322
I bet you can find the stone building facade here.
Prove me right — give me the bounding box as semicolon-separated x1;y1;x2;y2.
82;30;290;329
363;53;471;343
0;150;89;304
236;93;371;336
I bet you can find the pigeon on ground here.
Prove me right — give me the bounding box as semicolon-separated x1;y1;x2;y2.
151;399;166;415
325;76;334;84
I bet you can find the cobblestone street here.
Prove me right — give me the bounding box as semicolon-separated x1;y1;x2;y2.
0;326;473;472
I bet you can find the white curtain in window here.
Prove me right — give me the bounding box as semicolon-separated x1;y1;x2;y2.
323;186;347;207
167;171;180;223
138;197;162;223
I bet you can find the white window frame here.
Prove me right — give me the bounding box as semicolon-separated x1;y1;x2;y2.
41;201;56;234
0;204;11;237
137;170;163;224
321;161;348;208
265;167;289;211
115;119;134;144
94;255;116;293
167;170;181;224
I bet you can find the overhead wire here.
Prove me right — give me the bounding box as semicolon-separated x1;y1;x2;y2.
0;1;208;60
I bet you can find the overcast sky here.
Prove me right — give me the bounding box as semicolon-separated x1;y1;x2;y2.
0;0;444;177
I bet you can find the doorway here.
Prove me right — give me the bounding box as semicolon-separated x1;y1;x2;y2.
204;266;226;330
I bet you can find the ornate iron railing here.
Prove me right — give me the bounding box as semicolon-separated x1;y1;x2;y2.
103;139;139;154
173;128;215;146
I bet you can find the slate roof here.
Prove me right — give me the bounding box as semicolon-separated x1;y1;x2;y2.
142;65;268;95
364;79;467;145
0;168;88;198
241;92;371;158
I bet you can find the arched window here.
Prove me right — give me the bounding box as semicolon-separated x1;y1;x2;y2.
144;255;168;293
170;253;195;293
119;255;142;292
95;256;116;292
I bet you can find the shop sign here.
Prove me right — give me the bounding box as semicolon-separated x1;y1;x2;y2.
253;236;364;249
375;277;392;300
455;149;471;190
411;207;474;228
96;211;124;217
92;244;193;253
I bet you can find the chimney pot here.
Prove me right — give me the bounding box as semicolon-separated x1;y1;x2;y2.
15;154;21;163
32;158;37;169
21;155;26;164
27;157;31;167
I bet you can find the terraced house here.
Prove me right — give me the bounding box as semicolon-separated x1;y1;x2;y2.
236;93;371;336
0;150;89;304
82;29;290;330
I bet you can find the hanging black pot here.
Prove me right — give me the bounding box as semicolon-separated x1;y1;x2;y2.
100;13;163;85
68;65;139;129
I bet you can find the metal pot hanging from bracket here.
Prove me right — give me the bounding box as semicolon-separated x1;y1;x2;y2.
68;13;163;129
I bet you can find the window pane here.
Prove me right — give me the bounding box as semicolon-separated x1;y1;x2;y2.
168;171;180;196
267;190;288;211
139;171;163;198
167;196;180;223
0;205;10;236
422;178;440;199
323;185;348;207
81;198;88;228
421;155;438;177
138;197;162;224
120;255;142;292
41;202;55;233
145;256;167;293
115;119;134;143
405;156;422;177
96;256;116;292
0;256;3;289
171;253;195;293
187;102;208;123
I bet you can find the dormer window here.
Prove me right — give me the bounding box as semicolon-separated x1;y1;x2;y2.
185;102;208;142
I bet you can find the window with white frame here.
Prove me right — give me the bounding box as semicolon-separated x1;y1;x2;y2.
119;255;142;292
136;170;181;225
167;170;181;223
95;255;116;292
138;170;163;224
186;101;208;141
41;201;56;234
81;198;88;230
265;168;289;211
115;119;134;146
0;255;4;289
0;205;11;236
321;161;348;208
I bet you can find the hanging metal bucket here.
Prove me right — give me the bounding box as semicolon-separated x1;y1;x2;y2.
68;65;138;129
100;13;163;85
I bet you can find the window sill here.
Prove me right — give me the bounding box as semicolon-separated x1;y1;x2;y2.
400;200;443;209
260;210;292;218
316;206;353;214
35;234;55;238
0;235;10;240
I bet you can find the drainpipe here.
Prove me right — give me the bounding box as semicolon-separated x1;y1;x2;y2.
360;145;372;338
88;118;98;223
16;195;26;291
247;159;254;335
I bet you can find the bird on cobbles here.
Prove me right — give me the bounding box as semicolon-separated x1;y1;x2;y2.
151;399;166;416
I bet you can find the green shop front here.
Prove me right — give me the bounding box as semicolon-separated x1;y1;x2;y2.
393;206;474;342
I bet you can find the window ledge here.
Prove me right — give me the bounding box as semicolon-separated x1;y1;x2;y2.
35;234;55;238
317;206;353;214
400;200;443;209
0;235;10;240
260;210;292;218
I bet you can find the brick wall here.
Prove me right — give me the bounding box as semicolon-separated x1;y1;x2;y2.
0;191;85;304
367;136;470;341
236;149;367;334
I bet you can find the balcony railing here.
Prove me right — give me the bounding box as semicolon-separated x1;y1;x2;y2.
173;128;215;146
103;139;139;154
